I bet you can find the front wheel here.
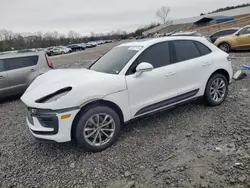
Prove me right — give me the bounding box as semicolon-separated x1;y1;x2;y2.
74;106;121;152
204;74;228;106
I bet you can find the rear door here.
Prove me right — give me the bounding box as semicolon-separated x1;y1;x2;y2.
171;40;212;96
0;59;10;98
5;55;39;95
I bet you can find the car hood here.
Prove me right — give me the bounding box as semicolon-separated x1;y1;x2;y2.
21;69;127;109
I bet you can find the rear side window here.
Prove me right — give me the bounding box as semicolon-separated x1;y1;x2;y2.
172;40;200;62
212;31;223;37
194;41;211;56
226;30;237;35
0;60;4;72
5;56;38;71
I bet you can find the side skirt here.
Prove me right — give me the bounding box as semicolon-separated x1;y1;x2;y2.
134;89;199;117
125;96;200;125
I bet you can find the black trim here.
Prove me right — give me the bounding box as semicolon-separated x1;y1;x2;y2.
125;97;199;124
30;134;57;143
135;89;199;116
35;87;72;103
27;106;79;114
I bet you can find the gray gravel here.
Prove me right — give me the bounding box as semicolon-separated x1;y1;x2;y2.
0;51;250;188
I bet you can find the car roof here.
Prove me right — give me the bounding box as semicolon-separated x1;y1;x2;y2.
217;27;240;31
172;31;200;36
118;36;207;48
0;51;44;59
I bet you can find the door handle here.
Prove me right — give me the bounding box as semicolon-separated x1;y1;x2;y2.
30;69;36;72
165;72;176;76
0;75;5;79
202;62;211;66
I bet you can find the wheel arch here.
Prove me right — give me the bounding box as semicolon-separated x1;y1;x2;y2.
218;41;231;49
204;69;230;95
70;99;124;141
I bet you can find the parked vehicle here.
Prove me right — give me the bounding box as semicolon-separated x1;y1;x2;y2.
87;42;97;47
67;44;85;52
214;25;250;53
210;28;239;43
59;46;72;53
21;36;232;152
49;47;70;56
85;43;93;48
79;43;87;49
0;51;53;99
18;49;36;53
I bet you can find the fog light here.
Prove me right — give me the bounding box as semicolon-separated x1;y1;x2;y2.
61;114;71;119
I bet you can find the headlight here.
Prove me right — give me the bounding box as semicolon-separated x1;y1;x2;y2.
36;87;72;103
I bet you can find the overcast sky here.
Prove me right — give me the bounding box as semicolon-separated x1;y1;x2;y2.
0;0;248;35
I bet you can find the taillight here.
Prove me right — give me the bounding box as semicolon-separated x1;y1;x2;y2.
227;55;231;61
46;55;53;68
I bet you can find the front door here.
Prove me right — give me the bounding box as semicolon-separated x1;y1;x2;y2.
125;41;179;117
235;27;250;48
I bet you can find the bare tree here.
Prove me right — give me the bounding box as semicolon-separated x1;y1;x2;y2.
156;6;171;24
68;30;81;39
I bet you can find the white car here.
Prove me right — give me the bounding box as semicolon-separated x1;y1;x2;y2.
48;46;71;55
21;36;233;152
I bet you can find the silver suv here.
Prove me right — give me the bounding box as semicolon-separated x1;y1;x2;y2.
0;51;53;99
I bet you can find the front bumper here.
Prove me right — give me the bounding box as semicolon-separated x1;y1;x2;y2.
26;108;80;143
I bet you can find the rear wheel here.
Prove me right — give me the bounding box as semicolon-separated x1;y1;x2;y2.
218;42;230;53
61;51;65;55
204;74;228;106
74;105;121;152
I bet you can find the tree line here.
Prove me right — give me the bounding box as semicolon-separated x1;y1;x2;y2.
0;23;159;52
0;4;168;52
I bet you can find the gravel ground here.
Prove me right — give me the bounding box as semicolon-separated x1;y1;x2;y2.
0;50;250;188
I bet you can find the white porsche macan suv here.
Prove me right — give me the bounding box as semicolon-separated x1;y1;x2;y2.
21;37;233;152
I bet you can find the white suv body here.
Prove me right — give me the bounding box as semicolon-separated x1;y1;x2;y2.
21;36;233;151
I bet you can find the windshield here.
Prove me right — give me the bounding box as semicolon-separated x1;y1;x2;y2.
90;46;141;74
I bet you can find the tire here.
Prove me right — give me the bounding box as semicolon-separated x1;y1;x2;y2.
61;51;65;55
204;74;228;106
74;105;121;152
218;42;230;53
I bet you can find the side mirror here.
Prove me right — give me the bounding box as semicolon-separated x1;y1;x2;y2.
135;62;153;77
235;33;240;36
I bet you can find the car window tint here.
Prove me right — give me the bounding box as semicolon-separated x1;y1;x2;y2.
5;56;38;71
137;42;170;69
172;40;200;62
227;30;237;35
212;31;223;37
239;27;250;35
194;41;211;56
0;60;4;72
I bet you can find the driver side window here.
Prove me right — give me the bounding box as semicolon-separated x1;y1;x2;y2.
126;42;171;75
239;27;250;35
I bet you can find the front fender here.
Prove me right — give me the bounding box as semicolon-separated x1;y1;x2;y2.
103;90;131;122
